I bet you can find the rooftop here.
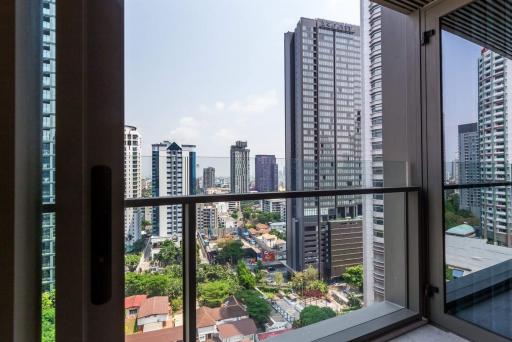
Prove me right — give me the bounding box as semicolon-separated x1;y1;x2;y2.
445;235;512;274
137;296;169;319
125;295;148;309
445;224;475;237
125;326;183;342
217;318;257;339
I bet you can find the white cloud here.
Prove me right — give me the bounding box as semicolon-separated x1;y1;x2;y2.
199;90;279;115
215;101;225;110
169;116;201;143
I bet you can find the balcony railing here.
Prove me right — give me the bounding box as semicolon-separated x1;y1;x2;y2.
120;185;420;342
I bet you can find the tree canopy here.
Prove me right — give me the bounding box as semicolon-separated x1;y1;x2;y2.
270;229;285;240
444;192;479;228
154;240;182;267
342;265;363;290
217;240;244;265
236;260;256;289
198;280;237;308
295;305;336;327
236;290;271;326
42;290;56;342
125;254;140;272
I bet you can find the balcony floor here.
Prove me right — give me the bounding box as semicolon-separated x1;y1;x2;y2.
391;325;468;342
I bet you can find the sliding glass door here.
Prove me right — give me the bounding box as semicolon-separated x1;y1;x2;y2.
425;1;512;341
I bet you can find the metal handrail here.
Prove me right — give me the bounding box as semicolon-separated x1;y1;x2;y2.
40;185;421;342
124;186;420;207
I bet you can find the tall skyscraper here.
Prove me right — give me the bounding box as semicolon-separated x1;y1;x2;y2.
255;155;278;192
458;123;480;217
203;167;216;190
361;0;385;303
285;18;362;279
478;49;512;246
152;142;196;237
124;126;142;245
230;141;250;193
41;0;57;291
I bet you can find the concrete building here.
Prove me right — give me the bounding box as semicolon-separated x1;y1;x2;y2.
197;204;219;238
124;125;142;245
255;155;278;192
261;199;286;222
285;18;362;279
361;0;384;303
203;166;216;190
152;141;196;237
328;217;363;278
41;0;56;291
458;123;480;217
478;49;512;246
230;141;250;194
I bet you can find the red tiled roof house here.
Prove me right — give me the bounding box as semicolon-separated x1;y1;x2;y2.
137;296;170;332
125;295;148;318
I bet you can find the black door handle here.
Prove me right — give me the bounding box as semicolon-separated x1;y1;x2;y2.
90;165;112;305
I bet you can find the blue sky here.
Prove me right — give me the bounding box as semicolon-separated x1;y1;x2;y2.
125;0;360;160
125;0;481;170
442;31;481;162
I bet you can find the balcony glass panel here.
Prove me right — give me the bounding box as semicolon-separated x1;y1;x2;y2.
441;12;512;337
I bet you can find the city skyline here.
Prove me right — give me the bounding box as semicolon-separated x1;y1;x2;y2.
125;0;360;158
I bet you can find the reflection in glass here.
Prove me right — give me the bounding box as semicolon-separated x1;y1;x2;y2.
442;0;512;336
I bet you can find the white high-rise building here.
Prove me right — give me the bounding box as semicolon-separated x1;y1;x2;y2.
152;141;196;237
124;126;142;245
361;0;384;303
478;49;512;246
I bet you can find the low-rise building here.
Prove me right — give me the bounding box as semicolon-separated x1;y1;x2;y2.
261;199;286;221
125;326;183;342
137;296;171;332
125;295;148;318
217;318;257;342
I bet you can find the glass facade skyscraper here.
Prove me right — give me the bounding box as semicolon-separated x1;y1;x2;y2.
285;18;362;279
255;155;278;192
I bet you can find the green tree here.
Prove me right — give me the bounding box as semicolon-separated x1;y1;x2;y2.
42;290;56;342
347;293;362;310
342;265;363;290
231;212;239;220
125;272;182;299
125;254;140;272
154;240;182;267
444;192;479;229
304;265;318;283
307;280;328;295
445;265;454;281
274;272;284;287
217;240;244;265
270;229;285;240
290;272;305;293
198;280;236;307
236;290;271;326
197;263;236;283
236;260;256;289
296;305;336;327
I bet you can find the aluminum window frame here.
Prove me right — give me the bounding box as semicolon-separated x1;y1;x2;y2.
423;0;512;340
